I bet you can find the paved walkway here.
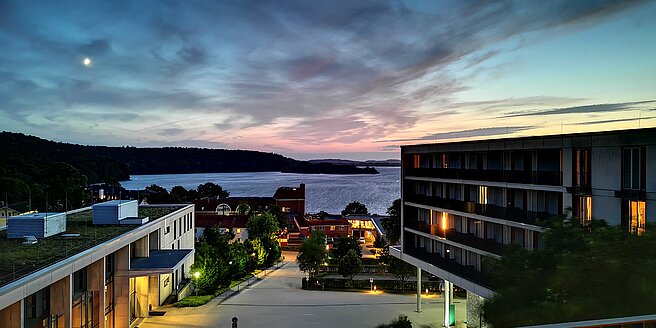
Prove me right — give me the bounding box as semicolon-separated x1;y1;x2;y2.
139;251;467;328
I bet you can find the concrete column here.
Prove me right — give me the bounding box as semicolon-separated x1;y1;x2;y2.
149;275;160;309
114;245;130;328
87;258;106;328
0;300;21;328
50;275;71;328
416;267;422;313
443;280;451;328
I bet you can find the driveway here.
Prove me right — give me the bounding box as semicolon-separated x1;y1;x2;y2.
140;251;466;328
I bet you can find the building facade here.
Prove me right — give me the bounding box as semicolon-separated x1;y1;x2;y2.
0;204;195;328
390;128;656;326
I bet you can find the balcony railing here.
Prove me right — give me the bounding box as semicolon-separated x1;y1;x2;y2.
404;220;506;256
405;194;554;225
403;244;493;289
405;168;562;186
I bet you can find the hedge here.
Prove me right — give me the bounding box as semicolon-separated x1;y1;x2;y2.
302;277;442;292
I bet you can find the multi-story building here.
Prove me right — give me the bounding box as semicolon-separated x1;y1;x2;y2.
0;203;195;328
390;128;655;326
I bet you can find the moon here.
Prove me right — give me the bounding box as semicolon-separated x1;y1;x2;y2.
83;57;92;67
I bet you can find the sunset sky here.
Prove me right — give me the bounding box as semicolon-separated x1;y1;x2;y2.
0;1;655;160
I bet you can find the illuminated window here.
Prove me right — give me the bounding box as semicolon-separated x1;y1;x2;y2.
575;196;593;226
330;226;335;231
478;186;488;205
236;228;241;234
441;212;448;230
629;200;646;235
413;154;420;168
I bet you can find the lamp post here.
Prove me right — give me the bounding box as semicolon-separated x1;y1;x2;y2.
194;271;201;295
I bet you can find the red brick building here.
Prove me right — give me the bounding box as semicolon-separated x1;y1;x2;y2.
273;183;306;216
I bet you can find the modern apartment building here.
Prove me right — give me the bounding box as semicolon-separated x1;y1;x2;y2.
0;203;195;328
390;128;656;326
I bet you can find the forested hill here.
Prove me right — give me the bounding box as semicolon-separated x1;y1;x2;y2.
0;132;378;186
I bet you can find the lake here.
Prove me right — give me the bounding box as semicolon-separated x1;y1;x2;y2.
120;167;400;215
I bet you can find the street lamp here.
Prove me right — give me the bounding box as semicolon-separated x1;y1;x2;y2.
193;271;201;295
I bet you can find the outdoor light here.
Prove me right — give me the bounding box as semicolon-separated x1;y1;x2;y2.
374;285;377;291
194;271;201;279
229;261;233;265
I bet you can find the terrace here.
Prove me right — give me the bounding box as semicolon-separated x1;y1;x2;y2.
0;206;180;287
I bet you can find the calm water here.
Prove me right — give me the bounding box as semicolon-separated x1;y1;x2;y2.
120;167;400;215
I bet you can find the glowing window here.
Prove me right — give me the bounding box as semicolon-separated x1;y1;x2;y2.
629;200;646;235
478;186;488;205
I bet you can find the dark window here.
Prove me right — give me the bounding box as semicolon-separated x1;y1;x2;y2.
623;147;646;190
105;253;115;281
573;148;591;187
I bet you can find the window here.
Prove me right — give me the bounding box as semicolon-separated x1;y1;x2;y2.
623;147;645;190
574;196;592;226
330;226;335;231
573;148;591;187
627;200;646;235
236;228;241;234
478;186;488;205
165;226;170;235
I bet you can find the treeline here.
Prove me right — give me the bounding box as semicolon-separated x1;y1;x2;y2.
0;132;377;211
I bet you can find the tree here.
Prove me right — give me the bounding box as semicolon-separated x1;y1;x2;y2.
170;185;190;203
342;201;369;216
144;184;172;204
265;205;287;230
482;216;656;327
338;249;362;281
382;198;401;245
331;235;362;260
373;235;387;249
236;203;251;216
246;212;281;267
297;231;327;277
388;257;415;292
197;182;229;199
246;212;280;240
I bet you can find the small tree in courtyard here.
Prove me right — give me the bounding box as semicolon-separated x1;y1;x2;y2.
382;198;401;245
338;249;362;282
331;235;362;260
297;231;327;277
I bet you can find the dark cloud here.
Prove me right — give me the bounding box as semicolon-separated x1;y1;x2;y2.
377;126;535;143
502;100;656;118
567;116;656;125
0;0;651;149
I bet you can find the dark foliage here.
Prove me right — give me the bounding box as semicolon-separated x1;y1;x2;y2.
341;201;369;215
482;216;656;327
376;315;412;328
382;198;401;245
330;235;362;260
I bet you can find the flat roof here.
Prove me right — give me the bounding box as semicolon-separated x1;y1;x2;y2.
10;212;64;219
93;200;138;206
401;127;656;149
0;205;182;287
130;249;194;273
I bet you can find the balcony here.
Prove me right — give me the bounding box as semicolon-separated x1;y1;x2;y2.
405;168;562;186
405;194;553;225
404;220;506;256
403;244;493;289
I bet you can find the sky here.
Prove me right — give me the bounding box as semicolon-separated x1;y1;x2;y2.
0;1;655;160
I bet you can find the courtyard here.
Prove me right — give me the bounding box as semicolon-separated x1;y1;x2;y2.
140;251;467;328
